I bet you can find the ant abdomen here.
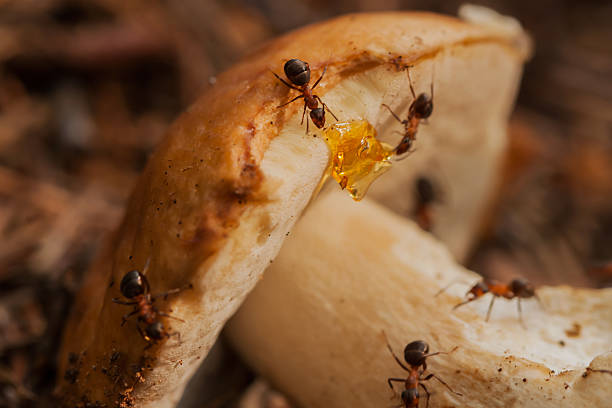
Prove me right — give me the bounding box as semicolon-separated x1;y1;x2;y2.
310;108;325;128
412;93;433;119
510;278;535;298
401;389;418;405
146;322;165;340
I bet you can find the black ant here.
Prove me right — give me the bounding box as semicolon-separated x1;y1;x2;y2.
436;278;540;327
385;334;461;408
273;58;338;132
112;260;191;347
413;176;441;232
382;68;433;156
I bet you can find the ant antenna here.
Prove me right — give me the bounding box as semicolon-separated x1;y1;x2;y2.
142;257;151;276
382;331;410;372
434;280;470;297
430;64;435;100
423;345;459;360
534;292;545;311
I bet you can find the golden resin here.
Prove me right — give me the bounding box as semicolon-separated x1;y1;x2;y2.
322;120;393;201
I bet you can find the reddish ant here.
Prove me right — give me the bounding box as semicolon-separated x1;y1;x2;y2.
413;176;442;232
385;334;461;408
112;259;191;347
382;68;433;156
273;58;338;132
436;278;540;327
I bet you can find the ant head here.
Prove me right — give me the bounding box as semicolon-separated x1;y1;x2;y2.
310;108;326;128
469;281;489;297
401;388;418;405
510;278;535;298
284;59;310;87
146;322;165;340
416;176;435;203
413;93;433;119
120;270;145;298
404;340;429;366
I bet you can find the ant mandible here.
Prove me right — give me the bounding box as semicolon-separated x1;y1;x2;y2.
382;68;433;156
385;334;461;408
273;58;338;133
436;278;540;327
112;259;191;347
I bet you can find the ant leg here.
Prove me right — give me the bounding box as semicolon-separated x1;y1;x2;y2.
158;312;185;322
121;309;139;326
271;71;301;91
406;68;416;99
311;66;327;90
316;97;338;121
151;284;193;301
451;296;478;311
278;94;304;108
434;280;470;297
419;382;431;408
517;298;527;328
383;331;411;372
381;104;403;124
301;102;307;125
387;377;405;391
485;296;497;322
112;298;137;305
137;326;154;350
422;373;462;396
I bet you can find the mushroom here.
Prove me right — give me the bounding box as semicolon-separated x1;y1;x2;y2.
227;190;612;407
57;9;538;407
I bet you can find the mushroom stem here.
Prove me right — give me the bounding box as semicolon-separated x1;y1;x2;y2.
227;190;612;408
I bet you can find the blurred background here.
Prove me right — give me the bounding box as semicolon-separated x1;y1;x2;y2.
0;0;610;406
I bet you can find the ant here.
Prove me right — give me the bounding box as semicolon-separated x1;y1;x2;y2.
413;176;441;232
385;334;461;408
112;259;191;347
382;68;433;156
272;58;338;132
436;278;539;327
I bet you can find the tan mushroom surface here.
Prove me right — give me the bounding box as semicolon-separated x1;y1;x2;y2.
227;190;612;408
55;9;571;408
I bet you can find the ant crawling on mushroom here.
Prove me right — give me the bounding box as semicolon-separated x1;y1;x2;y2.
436;278;541;328
112;258;192;348
382;67;433;157
384;332;462;408
412;176;443;232
273;58;338;133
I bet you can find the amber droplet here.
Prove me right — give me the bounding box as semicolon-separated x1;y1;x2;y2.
322;120;393;201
